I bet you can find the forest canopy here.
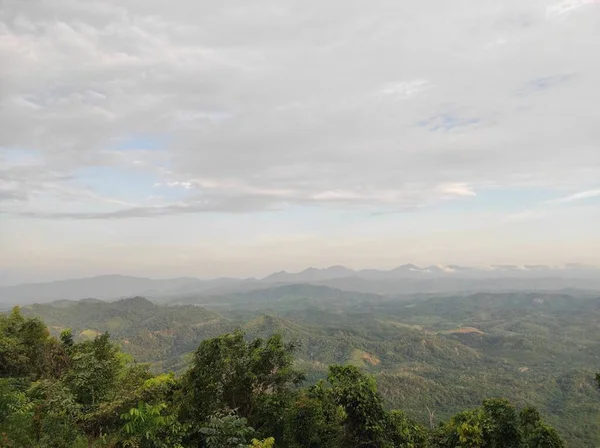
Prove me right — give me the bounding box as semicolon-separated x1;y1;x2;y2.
0;307;573;447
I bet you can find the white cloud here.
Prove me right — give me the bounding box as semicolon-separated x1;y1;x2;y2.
438;183;476;197
547;188;600;203
546;0;599;17
0;0;599;221
378;80;433;99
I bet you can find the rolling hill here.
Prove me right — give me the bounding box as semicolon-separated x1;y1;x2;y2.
17;289;600;446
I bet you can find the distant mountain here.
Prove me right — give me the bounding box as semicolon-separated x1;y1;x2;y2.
262;264;600;282
261;265;356;283
171;283;385;308
0;275;204;304
2;264;599;305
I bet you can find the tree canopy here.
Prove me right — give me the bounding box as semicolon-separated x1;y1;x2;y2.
0;307;572;447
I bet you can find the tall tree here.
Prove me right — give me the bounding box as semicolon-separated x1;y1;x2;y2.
199;411;255;448
0;307;64;379
64;333;125;406
481;398;521;448
327;365;387;448
179;331;304;425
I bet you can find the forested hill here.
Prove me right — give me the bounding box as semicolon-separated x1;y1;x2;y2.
1;307;582;447
16;290;600;446
23;297;230;372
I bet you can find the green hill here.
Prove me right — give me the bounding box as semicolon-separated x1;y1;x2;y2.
18;289;600;447
22;297;232;372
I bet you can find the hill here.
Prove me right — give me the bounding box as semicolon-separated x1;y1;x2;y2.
22;297;231;372
15;290;600;446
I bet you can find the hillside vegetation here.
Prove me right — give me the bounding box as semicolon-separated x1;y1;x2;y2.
17;287;600;447
1;308;575;447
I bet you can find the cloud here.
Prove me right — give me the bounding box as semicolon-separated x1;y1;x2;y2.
503;187;600;222
378;80;433;100
546;188;600;204
546;0;599;17
438;183;477;197
1;0;599;220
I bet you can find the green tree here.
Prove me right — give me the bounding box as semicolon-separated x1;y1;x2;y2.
385;410;428;448
283;384;344;448
0;307;65;379
27;379;85;447
179;331;304;424
199;411;255;448
524;423;565;448
432;403;564;448
249;437;275;448
430;409;484;448
327;364;387;448
519;407;542;439
480;398;521;448
120;402;183;448
518;406;565;448
0;378;35;447
60;329;74;348
64;333;125;407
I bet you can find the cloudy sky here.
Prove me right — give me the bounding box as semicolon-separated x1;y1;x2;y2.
1;0;600;283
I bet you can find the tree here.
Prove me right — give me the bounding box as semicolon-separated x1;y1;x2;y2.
121;402;182;448
0;307;63;379
199;411;255;448
430;409;484;448
520;407;542;439
432;402;564;448
283;385;344;447
524;423;565;448
26;379;85;447
250;437;275;448
179;331;304;424
60;329;74;349
480;398;521;448
385;410;428;448
327;365;387;448
0;378;35;447
64;333;125;406
519;406;565;448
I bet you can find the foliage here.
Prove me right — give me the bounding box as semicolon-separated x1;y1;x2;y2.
120;402;183;448
21;291;600;445
179;330;304;424
385;410;429;448
198;411;255;448
249;437;275;448
1;304;582;447
283;384;344;447
63;332;125;406
327;364;388;447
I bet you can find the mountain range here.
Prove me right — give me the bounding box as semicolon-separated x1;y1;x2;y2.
2;264;600;305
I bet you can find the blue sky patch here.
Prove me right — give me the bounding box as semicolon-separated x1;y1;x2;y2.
74;166;189;203
517;73;576;95
417;113;480;132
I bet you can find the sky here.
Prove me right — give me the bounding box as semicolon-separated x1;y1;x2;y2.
1;0;600;284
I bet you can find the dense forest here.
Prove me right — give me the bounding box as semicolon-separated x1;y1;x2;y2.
16;287;600;446
1;305;588;447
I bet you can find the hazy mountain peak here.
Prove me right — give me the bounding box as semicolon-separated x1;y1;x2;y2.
2;263;600;305
392;264;420;271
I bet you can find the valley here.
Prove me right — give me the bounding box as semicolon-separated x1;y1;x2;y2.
19;285;600;447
